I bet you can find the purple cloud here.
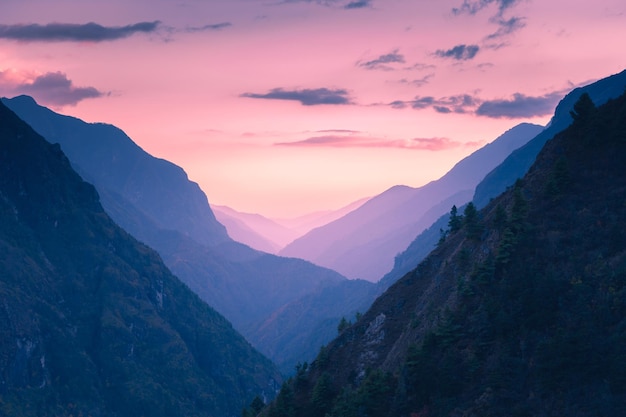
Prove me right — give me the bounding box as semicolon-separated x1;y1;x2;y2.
476;92;564;118
0;70;105;107
275;135;475;151
434;44;480;60
358;49;405;71
241;88;353;106
0;21;160;42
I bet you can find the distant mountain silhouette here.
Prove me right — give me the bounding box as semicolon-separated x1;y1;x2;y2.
2;96;366;374
264;80;626;417
212;197;370;254
280;123;543;281
381;69;626;289
0;101;280;417
212;205;298;252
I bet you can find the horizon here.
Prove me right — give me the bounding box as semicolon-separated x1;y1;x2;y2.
1;0;624;217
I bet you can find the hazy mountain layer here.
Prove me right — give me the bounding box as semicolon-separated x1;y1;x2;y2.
381;69;626;290
0;101;281;417
280;123;543;281
1;95;360;374
263;86;626;417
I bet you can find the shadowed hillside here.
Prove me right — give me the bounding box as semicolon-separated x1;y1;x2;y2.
0;101;281;417
262;90;626;417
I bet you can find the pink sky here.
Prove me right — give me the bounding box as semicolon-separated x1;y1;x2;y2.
1;0;625;217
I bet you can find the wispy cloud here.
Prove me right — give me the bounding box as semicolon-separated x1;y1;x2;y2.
0;70;106;107
0;21;160;42
278;0;373;9
434;44;480;60
241;88;353;106
398;73;435;87
389;89;565;119
184;22;232;33
344;0;372;9
391;94;479;113
476;91;564;118
452;0;521;17
275;135;473;151
357;49;405;71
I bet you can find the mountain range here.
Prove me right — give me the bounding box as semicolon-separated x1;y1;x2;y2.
2;95;365;374
211;197;370;254
0;101;281;417
262;83;626;417
279;123;544;281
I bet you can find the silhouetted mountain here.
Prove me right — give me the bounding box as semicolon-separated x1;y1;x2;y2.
473;69;626;208
382;69;626;290
212;205;297;252
280;123;543;281
263;89;626;417
1;96;357;374
0;101;281;417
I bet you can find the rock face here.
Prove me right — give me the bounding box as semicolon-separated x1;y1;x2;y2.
263;89;626;417
0;101;281;417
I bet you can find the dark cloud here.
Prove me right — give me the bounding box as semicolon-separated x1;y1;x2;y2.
275;135;467;151
184;22;232;33
398;73;435;87
452;0;521;17
344;0;372;9
279;0;373;9
390;93;479;114
476;92;564;118
0;71;105;107
0;21;160;42
241;88;353;106
485;16;526;40
357;49;405;71
434;44;479;60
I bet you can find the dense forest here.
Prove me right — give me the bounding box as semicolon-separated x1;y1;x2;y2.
259;91;626;417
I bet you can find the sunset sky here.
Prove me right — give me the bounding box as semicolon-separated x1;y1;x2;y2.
1;0;625;217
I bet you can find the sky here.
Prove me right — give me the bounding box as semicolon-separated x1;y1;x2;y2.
1;0;625;218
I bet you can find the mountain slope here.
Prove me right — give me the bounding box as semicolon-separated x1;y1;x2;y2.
280;123;543;281
473;68;626;208
1;95;354;374
212;205;295;252
0;101;281;417
265;90;626;417
380;69;626;290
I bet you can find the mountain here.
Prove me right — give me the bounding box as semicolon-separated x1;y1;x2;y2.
381;69;626;290
212;205;298;253
263;90;626;417
280;123;543;281
211;197;370;254
271;197;370;237
1;95;357;374
473;69;626;208
0;101;281;417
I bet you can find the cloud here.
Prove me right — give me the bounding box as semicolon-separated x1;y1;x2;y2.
279;0;373;9
0;70;105;107
476;91;564;118
452;0;521;17
241;88;353;105
485;16;526;40
184;22;232;33
275;135;471;151
344;0;372;9
357;49;405;71
396;94;478;113
0;21;160;42
398;73;435;87
434;44;479;60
